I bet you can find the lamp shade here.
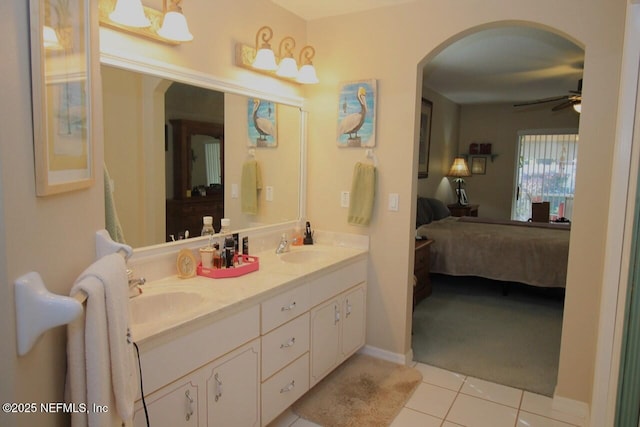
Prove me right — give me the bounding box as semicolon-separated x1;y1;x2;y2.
573;102;582;113
297;64;319;84
276;57;298;78
157;11;193;42
447;157;471;177
253;47;278;71
109;0;151;28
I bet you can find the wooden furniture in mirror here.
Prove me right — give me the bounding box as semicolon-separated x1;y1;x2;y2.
167;119;225;240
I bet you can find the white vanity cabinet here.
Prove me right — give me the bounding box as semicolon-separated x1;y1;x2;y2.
132;377;200;427
307;259;367;387
309;282;366;387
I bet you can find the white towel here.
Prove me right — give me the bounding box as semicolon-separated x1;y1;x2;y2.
66;253;137;427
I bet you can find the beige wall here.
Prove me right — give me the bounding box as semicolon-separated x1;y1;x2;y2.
457;103;580;219
305;0;625;405
0;1;628;426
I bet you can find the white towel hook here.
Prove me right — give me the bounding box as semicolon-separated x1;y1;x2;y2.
366;148;378;167
15;272;83;356
248;148;256;158
96;230;133;261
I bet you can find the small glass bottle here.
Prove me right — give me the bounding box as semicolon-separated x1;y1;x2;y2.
201;216;215;236
220;218;231;235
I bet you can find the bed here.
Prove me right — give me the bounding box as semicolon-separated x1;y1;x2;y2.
415;198;570;288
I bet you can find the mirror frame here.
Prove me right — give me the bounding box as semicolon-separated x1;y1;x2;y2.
100;51;307;248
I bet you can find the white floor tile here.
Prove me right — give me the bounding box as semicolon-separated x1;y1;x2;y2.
521;392;585;426
405;382;457;418
461;376;523;408
414;363;466;391
446;393;518;427
267;409;300;427
442;423;465;427
518;411;579;427
389;407;442;427
290;417;322;427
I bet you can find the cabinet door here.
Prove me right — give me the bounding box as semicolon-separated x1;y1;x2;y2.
341;284;366;358
205;339;260;427
309;297;341;386
133;378;199;427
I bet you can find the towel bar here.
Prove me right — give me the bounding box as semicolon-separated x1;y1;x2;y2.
14;229;131;356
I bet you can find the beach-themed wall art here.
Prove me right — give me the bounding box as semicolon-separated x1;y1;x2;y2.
248;98;277;147
336;79;376;147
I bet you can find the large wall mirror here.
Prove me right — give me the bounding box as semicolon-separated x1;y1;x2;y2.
101;59;303;249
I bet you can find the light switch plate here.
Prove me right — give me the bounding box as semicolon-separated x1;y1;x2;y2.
388;193;399;211
266;186;274;201
341;191;350;208
231;183;238;199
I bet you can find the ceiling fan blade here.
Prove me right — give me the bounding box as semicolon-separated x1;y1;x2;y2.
513;95;569;107
551;100;575;111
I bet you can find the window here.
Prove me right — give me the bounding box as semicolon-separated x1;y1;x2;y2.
512;130;578;222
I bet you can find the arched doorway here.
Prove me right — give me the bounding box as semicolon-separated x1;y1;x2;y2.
412;23;583;396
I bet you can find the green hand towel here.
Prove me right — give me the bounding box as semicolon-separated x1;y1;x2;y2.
241;159;263;215
348;162;376;226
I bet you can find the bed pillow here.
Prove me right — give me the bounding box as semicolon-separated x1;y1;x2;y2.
426;198;450;220
416;197;434;227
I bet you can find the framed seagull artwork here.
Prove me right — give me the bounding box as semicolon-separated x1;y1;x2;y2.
337;79;377;147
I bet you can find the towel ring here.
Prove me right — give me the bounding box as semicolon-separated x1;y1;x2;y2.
365;148;378;167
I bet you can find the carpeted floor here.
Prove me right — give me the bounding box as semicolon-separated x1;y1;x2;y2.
412;274;564;397
293;354;422;427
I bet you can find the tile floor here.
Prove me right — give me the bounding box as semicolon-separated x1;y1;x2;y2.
271;362;585;427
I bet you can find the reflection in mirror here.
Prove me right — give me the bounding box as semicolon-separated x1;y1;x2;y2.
102;64;302;248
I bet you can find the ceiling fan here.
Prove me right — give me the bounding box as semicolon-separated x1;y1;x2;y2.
514;79;582;112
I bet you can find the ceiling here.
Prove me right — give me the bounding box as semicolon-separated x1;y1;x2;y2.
270;2;584;106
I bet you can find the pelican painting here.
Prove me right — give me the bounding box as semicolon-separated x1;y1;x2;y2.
336;79;376;147
247;98;277;147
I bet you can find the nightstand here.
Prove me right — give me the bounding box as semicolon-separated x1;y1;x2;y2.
447;203;479;217
414;239;434;307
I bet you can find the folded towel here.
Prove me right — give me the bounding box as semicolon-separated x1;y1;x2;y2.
104;164;126;244
348;162;376;226
241;159;263;215
66;253;137;427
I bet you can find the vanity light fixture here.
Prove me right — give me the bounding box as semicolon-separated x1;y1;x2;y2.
109;0;151;28
43;25;63;50
252;26;278;71
296;46;319;84
236;26;319;84
99;0;193;45
276;37;298;78
157;0;193;42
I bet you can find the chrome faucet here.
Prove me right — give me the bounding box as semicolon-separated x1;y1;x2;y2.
127;269;146;298
275;233;290;254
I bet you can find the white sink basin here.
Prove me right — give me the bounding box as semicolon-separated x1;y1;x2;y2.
130;290;205;325
278;249;330;264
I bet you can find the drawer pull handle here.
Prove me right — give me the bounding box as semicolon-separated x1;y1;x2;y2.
334;304;340;324
280;380;295;393
185;390;194;421
281;301;297;311
346;299;352;318
214;373;223;402
280;337;296;349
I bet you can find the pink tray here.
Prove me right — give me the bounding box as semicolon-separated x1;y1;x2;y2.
197;254;259;278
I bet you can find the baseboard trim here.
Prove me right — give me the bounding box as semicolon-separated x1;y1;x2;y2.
553;394;590;425
358;345;413;365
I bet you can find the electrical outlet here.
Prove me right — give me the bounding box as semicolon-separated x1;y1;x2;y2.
341;191;350;208
266;186;274;201
388;193;399;211
231;183;239;199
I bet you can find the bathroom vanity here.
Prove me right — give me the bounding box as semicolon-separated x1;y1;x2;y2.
128;234;367;427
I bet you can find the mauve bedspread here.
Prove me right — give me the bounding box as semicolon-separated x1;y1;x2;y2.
416;217;570;288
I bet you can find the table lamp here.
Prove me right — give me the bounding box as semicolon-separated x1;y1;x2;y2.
447;157;471;205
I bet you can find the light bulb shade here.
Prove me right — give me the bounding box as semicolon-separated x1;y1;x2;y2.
447;157;471;177
573;102;582;113
109;0;151;28
43;25;62;50
253;48;278;71
276;57;298;78
157;11;193;41
296;64;319;84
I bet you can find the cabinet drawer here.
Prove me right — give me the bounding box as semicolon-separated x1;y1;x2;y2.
309;259;367;307
262;313;309;380
261;283;310;334
261;353;309;426
415;249;429;271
